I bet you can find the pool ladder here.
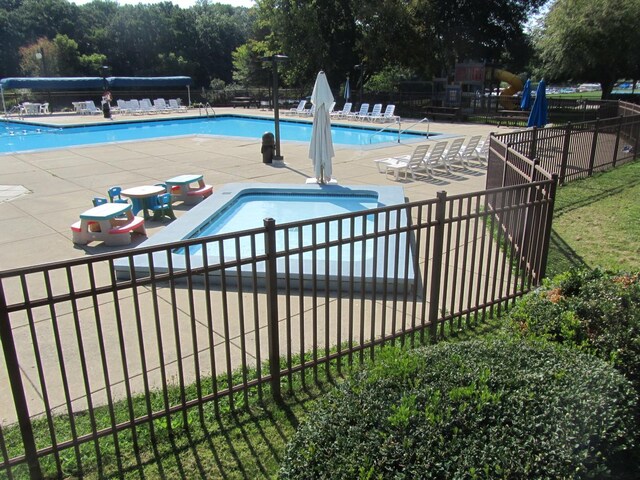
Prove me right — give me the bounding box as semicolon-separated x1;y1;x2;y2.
199;103;216;118
366;117;430;144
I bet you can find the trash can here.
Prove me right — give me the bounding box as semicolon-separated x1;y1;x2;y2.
261;132;275;163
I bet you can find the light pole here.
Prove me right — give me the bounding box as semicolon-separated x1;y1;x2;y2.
100;65;110;91
262;54;288;160
354;63;365;105
35;50;45;76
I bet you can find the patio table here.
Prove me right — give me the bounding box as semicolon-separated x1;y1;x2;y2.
121;185;166;219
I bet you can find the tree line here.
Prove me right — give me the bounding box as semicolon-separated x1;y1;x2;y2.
1;0;638;97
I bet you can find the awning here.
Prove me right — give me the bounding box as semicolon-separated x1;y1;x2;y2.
0;77;105;90
0;76;192;90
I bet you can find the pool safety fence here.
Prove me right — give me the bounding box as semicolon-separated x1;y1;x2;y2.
1;101;637;479
1;180;554;478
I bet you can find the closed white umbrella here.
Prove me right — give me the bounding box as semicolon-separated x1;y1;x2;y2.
308;71;335;183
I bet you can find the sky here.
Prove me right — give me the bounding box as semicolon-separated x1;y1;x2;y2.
67;0;256;9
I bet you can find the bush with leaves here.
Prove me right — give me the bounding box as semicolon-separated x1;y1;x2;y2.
507;269;640;390
279;340;638;479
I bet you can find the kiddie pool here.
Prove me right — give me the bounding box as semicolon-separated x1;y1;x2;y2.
114;183;414;292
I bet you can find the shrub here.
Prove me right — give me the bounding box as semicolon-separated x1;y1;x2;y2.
507;269;640;389
279;340;638;479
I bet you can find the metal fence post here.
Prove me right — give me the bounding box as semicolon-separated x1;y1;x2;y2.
0;286;42;478
263;218;281;401
530;127;538;160
588;118;599;176
427;191;447;344
558;122;572;184
612;116;623;168
538;175;559;280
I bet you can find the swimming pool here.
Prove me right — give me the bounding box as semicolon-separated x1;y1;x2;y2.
0;115;432;154
115;183;414;292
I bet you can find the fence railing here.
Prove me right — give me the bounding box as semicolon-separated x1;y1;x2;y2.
2;100;638;479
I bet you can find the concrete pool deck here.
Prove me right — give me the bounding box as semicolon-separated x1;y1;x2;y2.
0;107;505;270
0;108;513;425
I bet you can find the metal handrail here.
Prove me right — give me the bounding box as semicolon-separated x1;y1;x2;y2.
199;103;215;117
367;117;402;143
398;117;431;140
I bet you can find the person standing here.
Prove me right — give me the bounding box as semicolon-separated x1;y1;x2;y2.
102;90;112;119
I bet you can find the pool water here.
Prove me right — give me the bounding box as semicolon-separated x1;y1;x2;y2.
116;184;413;291
0;115;431;154
182;191;379;258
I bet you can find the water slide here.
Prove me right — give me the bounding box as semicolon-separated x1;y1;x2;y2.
493;69;523;109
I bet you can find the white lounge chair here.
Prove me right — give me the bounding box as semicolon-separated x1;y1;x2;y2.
302;104;315;116
126;99;143;115
474;137;490;164
83;100;102;115
455;135;483;167
139;98;157;114
153;98;172;113
423;141;449;175
285;100;307;115
378;104;399;122
332;102;352;118
440;138;466;172
348;103;369;120
168;99;188;112
363;103;383;121
377;144;431;180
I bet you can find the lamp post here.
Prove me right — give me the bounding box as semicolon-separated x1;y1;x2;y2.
354;63;365;105
100;65;110;91
262;54;288;160
35;50;45;77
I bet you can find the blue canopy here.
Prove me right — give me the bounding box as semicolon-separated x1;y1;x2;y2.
520;79;532;111
527;79;548;128
0;77;104;90
0;76;192;90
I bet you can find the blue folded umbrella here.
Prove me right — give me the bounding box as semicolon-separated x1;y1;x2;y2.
520;79;532;111
527;79;548;128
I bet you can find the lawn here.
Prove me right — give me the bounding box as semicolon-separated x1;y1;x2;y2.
545;159;640;277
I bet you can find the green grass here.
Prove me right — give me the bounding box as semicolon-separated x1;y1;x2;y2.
545;159;640;277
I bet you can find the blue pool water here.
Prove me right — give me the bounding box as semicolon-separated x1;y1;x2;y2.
0;115;430;154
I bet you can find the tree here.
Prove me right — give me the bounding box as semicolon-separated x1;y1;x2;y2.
254;0;546;89
534;0;640;97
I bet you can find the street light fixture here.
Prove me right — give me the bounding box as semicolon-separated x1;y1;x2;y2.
35;50;45;76
262;54;288;160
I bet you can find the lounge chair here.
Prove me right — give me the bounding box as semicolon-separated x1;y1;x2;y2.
302;104;316;116
348;103;369;120
377;144;431;181
439;138;466;172
455;135;483;167
332;102;352;118
168;99;188;112
423;141;449;175
474;137;490;164
153;98;172;113
378;104;399;122
139;98;157;114
285;100;307;115
363;103;383;121
83;100;102;115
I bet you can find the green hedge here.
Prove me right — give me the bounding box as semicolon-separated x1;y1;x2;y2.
507;269;640;390
279;340;638;479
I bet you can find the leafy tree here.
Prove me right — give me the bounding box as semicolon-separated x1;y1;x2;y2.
534;0;640;97
255;0;546;89
231;40;271;87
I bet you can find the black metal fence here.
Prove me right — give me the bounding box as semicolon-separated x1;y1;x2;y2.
1;100;638;479
1;179;555;477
